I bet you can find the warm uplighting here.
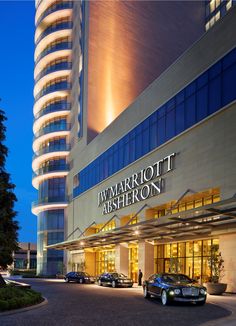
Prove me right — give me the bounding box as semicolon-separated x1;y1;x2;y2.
134;230;140;236
80;241;85;246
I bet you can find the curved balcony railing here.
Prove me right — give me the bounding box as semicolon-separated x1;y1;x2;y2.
36;1;73;27
33;163;69;178
35;81;71;102
36;21;73;46
33;143;71;159
35;62;72;83
35;41;72;65
36;0;43;10
34;101;71;120
32;195;69;208
34;123;71;139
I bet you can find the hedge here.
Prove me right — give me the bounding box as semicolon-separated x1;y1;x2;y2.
0;286;43;312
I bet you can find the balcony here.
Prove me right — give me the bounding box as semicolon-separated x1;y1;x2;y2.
36;1;73;27
32;163;70;189
35;81;71;102
34;101;71;120
36;21;73;46
33;163;69;177
34;122;71;139
35;61;72;84
32;196;68;215
33;143;71;159
35;41;72;65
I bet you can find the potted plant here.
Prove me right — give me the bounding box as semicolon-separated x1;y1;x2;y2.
205;245;227;295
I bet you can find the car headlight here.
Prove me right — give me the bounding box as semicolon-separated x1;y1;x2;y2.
119;279;124;283
174;289;181;295
84;277;89;280
200;289;207;295
169;290;174;296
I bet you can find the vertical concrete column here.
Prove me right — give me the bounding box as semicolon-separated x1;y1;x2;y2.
138;241;154;281
219;233;236;292
115;244;129;275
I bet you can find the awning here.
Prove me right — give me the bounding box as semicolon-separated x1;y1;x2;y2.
47;195;236;251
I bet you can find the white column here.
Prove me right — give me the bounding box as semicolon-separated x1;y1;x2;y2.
138;241;154;281
115;244;129;276
219;233;236;292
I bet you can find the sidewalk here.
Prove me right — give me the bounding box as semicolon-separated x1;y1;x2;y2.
201;293;236;326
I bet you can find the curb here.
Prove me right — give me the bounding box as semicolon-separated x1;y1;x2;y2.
0;297;48;316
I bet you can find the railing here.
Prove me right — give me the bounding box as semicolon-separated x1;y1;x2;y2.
35;81;71;102
33;143;71;159
33;163;69;178
32;195;69;208
36;1;73;27
35;62;72;83
35;41;72;65
36;21;73;46
34;101;71;120
34;123;71;139
36;0;43;10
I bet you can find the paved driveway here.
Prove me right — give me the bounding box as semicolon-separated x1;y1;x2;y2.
0;279;231;326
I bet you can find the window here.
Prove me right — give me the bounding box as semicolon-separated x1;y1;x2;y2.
73;48;236;198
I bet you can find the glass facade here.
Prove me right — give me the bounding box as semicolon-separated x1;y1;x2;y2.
73;47;236;198
37;210;64;275
38;177;66;203
155;239;219;283
95;249;115;275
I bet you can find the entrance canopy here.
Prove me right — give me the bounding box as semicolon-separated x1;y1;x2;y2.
47;195;236;251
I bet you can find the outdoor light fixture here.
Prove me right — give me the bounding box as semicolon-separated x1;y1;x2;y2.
80;241;85;246
134;230;140;235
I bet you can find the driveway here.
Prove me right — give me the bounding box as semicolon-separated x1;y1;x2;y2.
0;279;231;326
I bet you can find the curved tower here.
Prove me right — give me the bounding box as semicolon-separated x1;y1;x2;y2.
32;0;77;275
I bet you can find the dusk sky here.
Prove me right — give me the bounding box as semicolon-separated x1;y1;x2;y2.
0;1;37;242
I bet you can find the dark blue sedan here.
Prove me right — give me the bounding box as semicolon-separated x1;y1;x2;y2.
64;272;95;284
143;273;207;305
98;272;133;288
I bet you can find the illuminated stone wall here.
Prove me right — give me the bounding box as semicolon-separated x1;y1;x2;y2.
87;0;205;141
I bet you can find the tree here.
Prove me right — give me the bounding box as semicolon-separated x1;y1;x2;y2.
208;244;225;283
0;108;19;286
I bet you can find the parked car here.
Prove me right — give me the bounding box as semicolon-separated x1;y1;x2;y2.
98;272;133;288
143;273;207;306
64;272;95;284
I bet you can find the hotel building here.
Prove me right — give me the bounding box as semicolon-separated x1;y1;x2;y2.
32;0;236;291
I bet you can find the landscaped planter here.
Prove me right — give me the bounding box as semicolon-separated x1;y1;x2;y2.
204;282;227;295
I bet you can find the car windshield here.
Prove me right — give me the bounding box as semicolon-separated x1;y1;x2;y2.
111;273;126;278
161;274;192;283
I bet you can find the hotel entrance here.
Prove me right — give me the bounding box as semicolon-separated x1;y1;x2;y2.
129;244;138;282
95;248;115;275
154;239;219;283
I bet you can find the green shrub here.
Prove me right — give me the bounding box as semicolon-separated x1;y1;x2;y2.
0;286;43;312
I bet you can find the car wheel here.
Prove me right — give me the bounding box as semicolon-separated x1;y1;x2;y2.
65;277;69;283
143;286;150;299
98;279;102;286
161;290;169;305
112;281;116;288
79;278;83;284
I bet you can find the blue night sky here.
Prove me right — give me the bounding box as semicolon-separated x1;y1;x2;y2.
0;1;37;243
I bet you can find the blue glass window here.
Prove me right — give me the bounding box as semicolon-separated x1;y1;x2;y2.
73;47;236;198
196;85;208;121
